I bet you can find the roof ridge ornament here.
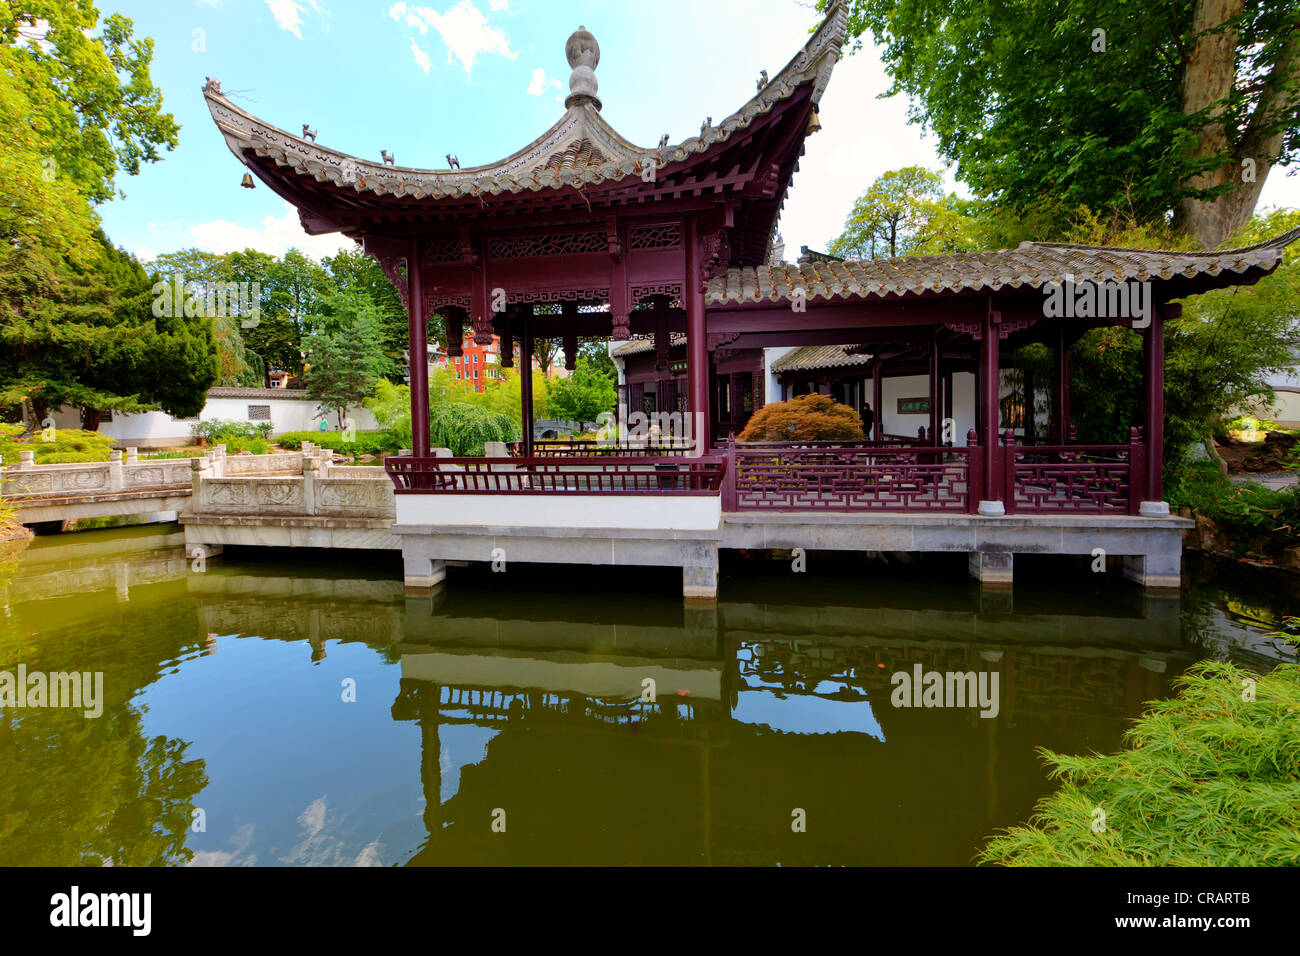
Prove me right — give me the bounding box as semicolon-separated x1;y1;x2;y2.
564;25;601;111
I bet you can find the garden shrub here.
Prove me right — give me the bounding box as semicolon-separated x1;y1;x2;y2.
275;430;400;456
428;404;520;457
980;661;1300;866
191;419;274;443
1167;459;1300;553
737;394;866;443
0;426;115;465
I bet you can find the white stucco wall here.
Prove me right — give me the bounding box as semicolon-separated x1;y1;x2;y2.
762;347;799;403
396;493;721;531
51;389;379;446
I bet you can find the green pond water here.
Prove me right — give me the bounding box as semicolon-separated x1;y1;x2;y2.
0;524;1294;866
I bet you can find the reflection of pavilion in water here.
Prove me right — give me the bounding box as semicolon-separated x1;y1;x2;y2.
381;583;1192;865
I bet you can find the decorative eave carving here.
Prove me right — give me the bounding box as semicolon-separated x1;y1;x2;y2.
378;256;409;310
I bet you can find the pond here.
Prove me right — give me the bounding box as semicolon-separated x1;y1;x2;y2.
0;526;1294;866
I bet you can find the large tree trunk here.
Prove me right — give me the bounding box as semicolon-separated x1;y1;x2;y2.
80;408;101;431
1179;0;1299;248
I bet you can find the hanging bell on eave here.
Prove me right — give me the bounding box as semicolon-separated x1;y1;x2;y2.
240;172;255;189
806;103;822;135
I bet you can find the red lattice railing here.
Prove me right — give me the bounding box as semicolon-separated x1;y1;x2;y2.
726;443;978;513
516;440;697;458
1004;429;1145;515
385;456;725;495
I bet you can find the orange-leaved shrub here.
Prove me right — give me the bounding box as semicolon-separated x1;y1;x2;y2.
737;394;866;442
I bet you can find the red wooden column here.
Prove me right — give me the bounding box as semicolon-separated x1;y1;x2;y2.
1053;325;1071;443
1141;304;1170;512
684;221;710;452
406;237;430;458
520;307;535;457
978;305;1003;514
871;356;883;440
928;333;940;443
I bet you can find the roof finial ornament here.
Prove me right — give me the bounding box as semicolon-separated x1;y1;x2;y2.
302;124;317;142
658;134;669;150
757;70;769;92
447;154;460;170
564;25;601;111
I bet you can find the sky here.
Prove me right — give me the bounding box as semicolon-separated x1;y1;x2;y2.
96;0;1300;265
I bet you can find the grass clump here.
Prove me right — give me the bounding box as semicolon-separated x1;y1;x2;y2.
979;660;1300;866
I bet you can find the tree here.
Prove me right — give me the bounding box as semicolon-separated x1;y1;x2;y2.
738;394;867;442
825;0;1300;248
828;166;981;259
321;247;426;368
2;1;180;205
548;358;617;425
0;4;210;429
302;292;392;427
578;339;616;379
0;232;217;429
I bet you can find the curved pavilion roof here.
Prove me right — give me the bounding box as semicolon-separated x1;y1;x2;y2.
706;227;1300;308
202;3;848;238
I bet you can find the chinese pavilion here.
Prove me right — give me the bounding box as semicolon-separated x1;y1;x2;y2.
204;3;1297;598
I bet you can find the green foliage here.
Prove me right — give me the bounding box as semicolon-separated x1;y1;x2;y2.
302;291;392;427
428;403;521;457
738;394;867;442
0;231;218;427
0;426;115;465
828;166;981;259
980;660;1300;865
363;378;413;450
222;437;269;455
2;2;180;206
1167;460;1300;551
191;419;273;442
825;0;1300;246
275;430;400;456
547;358;616;425
322;247;426;368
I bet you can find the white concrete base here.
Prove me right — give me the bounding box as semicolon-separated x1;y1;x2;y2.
977;500;1006;516
969;550;1013;586
683;564;719;602
1122;553;1182;589
1139;500;1172;517
404;556;446;590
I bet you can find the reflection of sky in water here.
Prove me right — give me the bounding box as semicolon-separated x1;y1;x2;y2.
436;724;497;805
733;646;885;740
733;687;885;740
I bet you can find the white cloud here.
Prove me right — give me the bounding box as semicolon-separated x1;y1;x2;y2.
267;0;306;38
410;36;432;73
185;201;358;260
266;0;324;39
387;1;516;78
526;67;560;96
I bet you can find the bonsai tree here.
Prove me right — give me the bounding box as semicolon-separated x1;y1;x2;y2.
738;394;866;442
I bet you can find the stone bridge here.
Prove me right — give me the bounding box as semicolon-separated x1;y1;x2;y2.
181;445;398;555
3;444;319;526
